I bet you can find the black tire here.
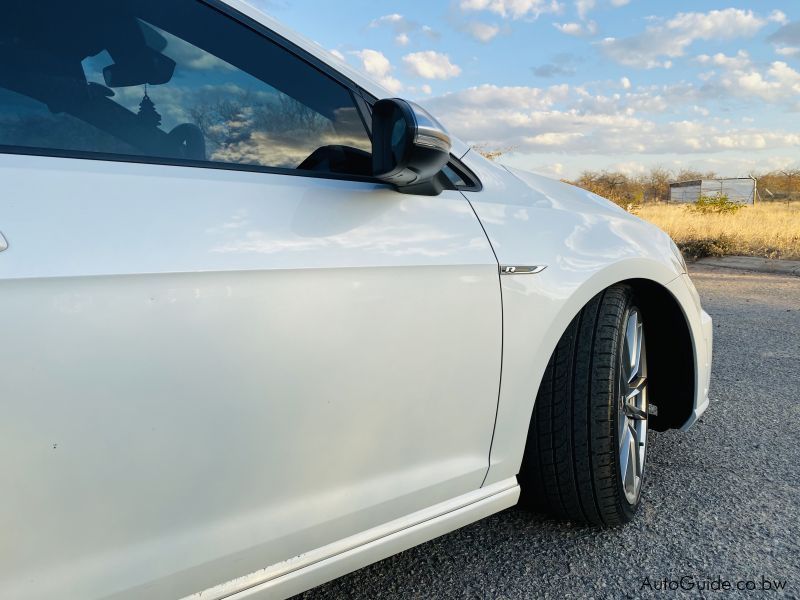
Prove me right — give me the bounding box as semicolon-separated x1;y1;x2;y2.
518;284;647;526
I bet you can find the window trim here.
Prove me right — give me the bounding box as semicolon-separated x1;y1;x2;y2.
0;144;385;185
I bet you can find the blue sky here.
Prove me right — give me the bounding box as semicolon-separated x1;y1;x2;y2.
252;0;800;179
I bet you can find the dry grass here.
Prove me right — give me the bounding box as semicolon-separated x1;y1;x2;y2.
633;201;800;260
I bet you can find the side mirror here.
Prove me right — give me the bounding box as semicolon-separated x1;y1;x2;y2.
372;98;452;195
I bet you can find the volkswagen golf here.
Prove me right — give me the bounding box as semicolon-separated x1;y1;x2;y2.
0;1;712;598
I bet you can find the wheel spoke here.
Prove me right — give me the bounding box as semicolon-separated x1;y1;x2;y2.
624;378;648;420
622;424;637;498
619;414;628;448
628;421;640;473
629;375;647;393
619;424;633;487
625;312;639;381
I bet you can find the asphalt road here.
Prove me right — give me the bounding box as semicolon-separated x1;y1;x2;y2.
298;265;800;599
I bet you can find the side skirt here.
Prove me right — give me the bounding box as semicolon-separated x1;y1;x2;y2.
184;478;520;600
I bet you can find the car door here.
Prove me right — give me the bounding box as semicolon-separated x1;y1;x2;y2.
0;1;501;599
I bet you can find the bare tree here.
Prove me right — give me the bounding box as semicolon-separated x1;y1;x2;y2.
780;169;800;205
188;91;333;164
673;168;717;183
643;166;671;203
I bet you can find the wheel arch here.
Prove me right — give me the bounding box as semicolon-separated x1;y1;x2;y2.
510;276;697;517
518;276;695;454
624;278;695;431
523;275;696;434
504;276;696;493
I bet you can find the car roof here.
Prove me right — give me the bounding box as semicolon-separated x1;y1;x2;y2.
219;0;470;158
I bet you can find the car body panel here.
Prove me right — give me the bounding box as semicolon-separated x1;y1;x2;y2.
458;152;711;485
0;154;502;599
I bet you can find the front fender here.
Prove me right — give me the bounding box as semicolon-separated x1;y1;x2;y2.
460;152;695;486
480;258;685;487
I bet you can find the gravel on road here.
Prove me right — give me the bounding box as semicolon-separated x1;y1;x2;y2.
298;265;800;599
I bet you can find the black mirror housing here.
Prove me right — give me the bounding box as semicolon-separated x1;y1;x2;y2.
372;98;452;195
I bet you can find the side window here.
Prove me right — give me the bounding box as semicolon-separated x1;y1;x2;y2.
0;0;372;176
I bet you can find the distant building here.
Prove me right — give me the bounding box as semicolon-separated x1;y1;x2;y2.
669;177;757;204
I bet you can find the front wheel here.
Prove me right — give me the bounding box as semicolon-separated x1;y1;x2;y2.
519;285;649;526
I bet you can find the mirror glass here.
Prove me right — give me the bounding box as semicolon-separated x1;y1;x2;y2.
391;117;406;165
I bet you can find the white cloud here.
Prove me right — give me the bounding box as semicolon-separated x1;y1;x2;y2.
730;61;800;101
465;21;502;42
525;131;585;146
776;46;800;57
329;49;345;61
407;84;434;97
555;21;597;36
368;13;439;46
610;0;630;6
369;13;404;28
555;22;580;35
601;8;770;69
430;83;570;111
458;0;563;20
531;162;566;177
353;49;391;77
768;10;788;25
609;161;648;176
506;149;799;182
696;50;751;69
695;51;800;107
424;83;800;159
403;51;462;80
351;49;403;92
620;76;631;89
667;9;765;38
576;0;595;20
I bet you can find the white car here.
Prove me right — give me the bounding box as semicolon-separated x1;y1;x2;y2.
0;1;713;598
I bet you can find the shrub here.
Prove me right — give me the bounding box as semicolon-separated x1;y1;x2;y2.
677;236;736;260
687;194;743;215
